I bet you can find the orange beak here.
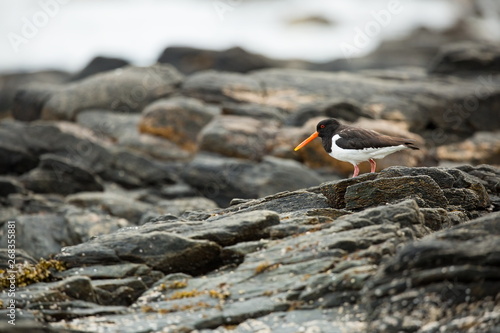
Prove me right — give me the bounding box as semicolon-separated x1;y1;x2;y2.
294;131;319;151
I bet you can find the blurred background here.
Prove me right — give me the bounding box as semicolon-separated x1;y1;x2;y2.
1;0;499;74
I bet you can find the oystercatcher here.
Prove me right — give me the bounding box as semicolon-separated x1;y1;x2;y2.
294;118;419;177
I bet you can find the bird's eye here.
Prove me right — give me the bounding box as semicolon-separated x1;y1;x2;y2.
320;124;325;129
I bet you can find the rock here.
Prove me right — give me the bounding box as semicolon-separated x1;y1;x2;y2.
157;46;277;74
20;121;115;175
218;188;330;215
12;82;63;121
0;176;26;197
76;109;141;140
139;97;219;151
364;211;500;333
143;210;280;247
293;117;430;177
182;70;264;104
0;121;39;174
182;154;323;207
70;56;130;81
20;154;104;195
103;150;177;188
242;156;323;197
0;248;36;269
0;214;77;259
63;207;133;243
285;98;367;126
181;154;258;206
320;173;378;209
156;197;218;218
344;175;448;210
221;102;286;122
437;131;500;165
65;192;153;224
321;166;491;212
429;41;500;74
30;64;183;121
55;263;163;282
56;230;223;275
6;192;64;215
198;115;278;160
0;70;69;119
92;277;148;306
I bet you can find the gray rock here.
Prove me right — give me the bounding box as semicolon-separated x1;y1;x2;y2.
158;46;279;74
139;96;220;151
345;175;448;210
65;192;153;224
182;154;324;207
144;210;280;246
183;70;264;104
40;64;183;120
0;176;26;196
429;41;500;74
0;121;39;174
92;277;148;306
0;214;77;259
56;230;223;275
20;121;115;175
157;197;218;217
20;154;104;195
104;149;177;187
63;207;133;242
198;115;278;161
364;211;500;333
221;102;287;122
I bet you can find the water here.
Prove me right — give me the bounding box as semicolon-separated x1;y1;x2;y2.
0;0;463;73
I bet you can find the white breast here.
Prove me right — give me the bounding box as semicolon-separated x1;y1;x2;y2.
329;134;407;166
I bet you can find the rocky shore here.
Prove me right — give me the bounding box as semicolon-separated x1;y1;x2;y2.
0;40;499;332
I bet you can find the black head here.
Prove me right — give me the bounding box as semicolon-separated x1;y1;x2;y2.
316;118;341;138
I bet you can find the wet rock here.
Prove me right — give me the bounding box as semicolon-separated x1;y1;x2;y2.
56;230;223;275
364;211;500;333
76;109;141;140
0;121;39;174
0;214;77;259
285;98;366;126
182;154;323;207
437;131;500;165
20;154;104;195
143;210;280;247
198;116;278;160
63;207;133;243
0;176;26;197
0;70;69;119
181;154;258;206
70;56;130;82
139;96;220;151
294;118;429;176
65;192;152;224
38;64;183;120
0;248;36;269
345;175;448;210
429;41;500;74
183;70;264;104
20;121;114;175
92;277;148;306
105;150;177;187
157;197;218;218
321;166;491;211
55;263;163;283
158;46;277;74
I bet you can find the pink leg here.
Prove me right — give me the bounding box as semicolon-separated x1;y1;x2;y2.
369;159;376;173
352;164;360;178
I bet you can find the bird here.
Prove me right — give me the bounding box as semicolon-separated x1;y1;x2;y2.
294;118;420;177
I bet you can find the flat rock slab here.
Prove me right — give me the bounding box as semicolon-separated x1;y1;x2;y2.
56;231;223;275
321;166;491;211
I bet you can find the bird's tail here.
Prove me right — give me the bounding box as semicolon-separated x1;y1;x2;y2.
404;140;420;150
